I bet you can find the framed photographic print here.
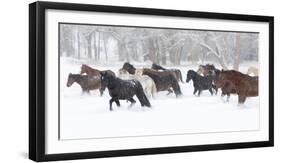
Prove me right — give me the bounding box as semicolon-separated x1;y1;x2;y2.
29;1;274;162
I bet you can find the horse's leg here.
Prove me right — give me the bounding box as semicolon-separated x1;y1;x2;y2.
198;89;202;97
209;87;213;95
226;93;230;102
115;99;121;107
238;95;246;104
128;98;136;108
193;88;198;95
212;84;218;95
99;88;104;96
109;98;115;111
166;88;173;95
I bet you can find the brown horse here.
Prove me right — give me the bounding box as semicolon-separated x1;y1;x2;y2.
142;68;182;97
214;70;258;104
80;64;115;77
215;73;237;102
66;73;103;95
122;62;136;74
151;63;183;83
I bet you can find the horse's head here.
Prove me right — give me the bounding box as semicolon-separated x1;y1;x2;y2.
186;70;195;83
122;62;136;74
80;64;88;74
100;71;115;91
66;73;75;87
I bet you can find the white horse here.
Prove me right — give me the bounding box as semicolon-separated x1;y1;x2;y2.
247;66;259;76
118;69;157;98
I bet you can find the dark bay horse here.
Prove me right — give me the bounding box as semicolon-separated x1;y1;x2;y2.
142;68;182;97
80;64;116;77
66;73;103;95
122;62;136;74
151;63;183;83
214;70;258;104
100;71;151;111
186;70;216;96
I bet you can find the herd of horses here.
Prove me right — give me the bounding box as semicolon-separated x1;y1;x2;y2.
66;63;259;111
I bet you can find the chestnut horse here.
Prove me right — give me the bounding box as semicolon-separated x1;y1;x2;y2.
80;64;116;77
66;73;103;95
214;70;258;104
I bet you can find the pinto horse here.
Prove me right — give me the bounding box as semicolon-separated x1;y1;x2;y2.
141;68;182;97
186;70;216;96
214;70;258;104
66;73;103;95
118;69;157;98
151;63;183;83
80;64;116;77
100;71;151;111
197;64;218;76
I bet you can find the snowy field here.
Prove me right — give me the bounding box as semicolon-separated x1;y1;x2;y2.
60;57;259;140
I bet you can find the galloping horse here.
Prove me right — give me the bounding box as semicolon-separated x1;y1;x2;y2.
80;64;116;77
66;73;103;95
141;68;182;97
186;70;216;96
197;64;219;94
214;70;258;104
100;71;151;111
151;63;183;83
118;69;157;98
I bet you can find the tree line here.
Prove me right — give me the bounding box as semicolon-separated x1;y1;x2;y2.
60;24;258;70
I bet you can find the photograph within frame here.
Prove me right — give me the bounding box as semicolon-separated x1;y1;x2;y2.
59;22;260;141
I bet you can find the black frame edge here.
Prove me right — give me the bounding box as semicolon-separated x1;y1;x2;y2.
29;2;38;161
268;17;274;146
29;1;46;162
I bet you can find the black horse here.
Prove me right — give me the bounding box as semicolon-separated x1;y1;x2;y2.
186;70;216;96
100;71;151;111
151;63;183;83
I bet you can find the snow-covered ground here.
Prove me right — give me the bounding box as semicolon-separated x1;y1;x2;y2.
60;57;259;140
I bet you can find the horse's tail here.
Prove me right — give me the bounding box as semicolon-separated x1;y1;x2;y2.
135;81;151;107
178;70;184;83
171;77;182;97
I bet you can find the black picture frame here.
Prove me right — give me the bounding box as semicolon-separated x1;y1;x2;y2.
29;1;274;162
